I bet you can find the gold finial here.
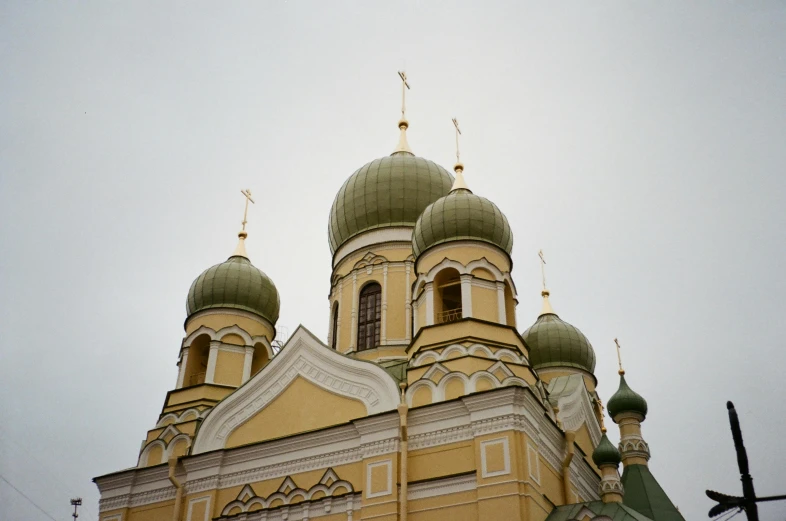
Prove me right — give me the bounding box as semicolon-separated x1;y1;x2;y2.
614;338;625;375
393;71;413;154
232;189;255;258
538;250;555;316
450;117;470;191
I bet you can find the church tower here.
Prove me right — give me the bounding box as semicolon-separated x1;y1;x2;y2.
136;192;280;468
326;72;453;361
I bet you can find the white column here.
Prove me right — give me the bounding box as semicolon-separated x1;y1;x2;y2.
242;346;254;383
412;300;419;333
496;281;506;324
405;262;412;341
460;274;473;319
176;346;189;388
205;341;220;384
381;264;388;344
425;282;435;326
350;273;358;351
337;279;343;351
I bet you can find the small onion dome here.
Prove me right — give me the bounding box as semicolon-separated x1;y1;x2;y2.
522;311;596;373
412;188;513;258
592;433;622;467
328;154;453;255
607;374;648;419
186;255;280;326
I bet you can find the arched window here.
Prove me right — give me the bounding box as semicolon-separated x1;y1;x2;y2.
357;283;381;351
434;268;462;324
331;303;339;350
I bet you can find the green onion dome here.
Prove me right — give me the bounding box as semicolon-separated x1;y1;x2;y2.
328;151;454;255
607;374;648;419
411;185;513;258
186;254;280;326
521;295;596;374
592;433;622;467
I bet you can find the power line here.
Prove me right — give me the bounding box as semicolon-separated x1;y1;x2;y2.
0;474;58;521
0;427;97;521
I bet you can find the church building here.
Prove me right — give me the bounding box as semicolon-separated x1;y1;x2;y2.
94;76;685;521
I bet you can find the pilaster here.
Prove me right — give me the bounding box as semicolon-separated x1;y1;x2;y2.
205;341;220;384
425;283;434;326
460;274;473;319
496;281;506;325
176;347;190;389
241;346;254;383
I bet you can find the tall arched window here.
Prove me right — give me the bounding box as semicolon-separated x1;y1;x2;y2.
331;303;339;350
357;283;381;351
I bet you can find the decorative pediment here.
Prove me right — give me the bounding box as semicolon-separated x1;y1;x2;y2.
192;326;400;453
353;252;389;270
219;468;355;517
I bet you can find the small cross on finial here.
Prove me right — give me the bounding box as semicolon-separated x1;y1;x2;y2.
240;189;255;232
538;250;547;292
614;338;625;375
398;71;410;119
452;117;462;164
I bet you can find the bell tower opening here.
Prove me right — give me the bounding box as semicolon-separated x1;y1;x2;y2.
434;268;462;324
183;334;210;386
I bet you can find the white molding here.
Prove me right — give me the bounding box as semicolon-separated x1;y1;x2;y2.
102;515;122;521
480;437;510;478
216;325;253;346
407;473;476;500
192;326;400;454
333;227;412;268
205;341;220;384
496;281;506;324
527;443;541;484
365;460;393;498
218;343;248;355
186;495;211;521
184;309;274;341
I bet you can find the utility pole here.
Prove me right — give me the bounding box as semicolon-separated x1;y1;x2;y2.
70;498;82;521
706;401;786;519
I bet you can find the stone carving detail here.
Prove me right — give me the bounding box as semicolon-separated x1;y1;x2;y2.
219;468;354;516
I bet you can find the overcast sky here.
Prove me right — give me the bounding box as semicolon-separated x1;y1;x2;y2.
1;2;785;520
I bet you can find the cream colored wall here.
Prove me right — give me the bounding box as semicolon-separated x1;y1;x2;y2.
226;377;366;447
471;285;499;322
213;349;244;387
385;269;407;340
408;440;475;482
333;246;412;278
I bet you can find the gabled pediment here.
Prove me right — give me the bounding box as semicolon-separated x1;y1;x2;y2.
192;325;400;453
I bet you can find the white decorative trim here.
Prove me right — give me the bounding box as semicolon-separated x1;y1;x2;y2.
527;443;541;484
216;325;253;346
102;515;122;521
205;341;220;384
183;310;274;344
496;281;506;324
365;460;393;498
192;326;400;454
333;227;412;268
217;343;248;355
407;473;476;500
405;261;412;341
460;274;473;318
480;437;510;478
242;346;254;383
186;495;211;521
176;347;189;388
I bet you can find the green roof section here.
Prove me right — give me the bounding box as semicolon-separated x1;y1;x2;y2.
608;375;648;419
328;154;454;254
411;189;514;258
545;500;654;521
522;313;596;373
621;465;686;521
593;433;622;467
186;255;280;326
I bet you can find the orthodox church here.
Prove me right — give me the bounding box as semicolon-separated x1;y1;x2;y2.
94;78;685;521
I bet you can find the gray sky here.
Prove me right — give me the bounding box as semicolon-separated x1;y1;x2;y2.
1;2;785;520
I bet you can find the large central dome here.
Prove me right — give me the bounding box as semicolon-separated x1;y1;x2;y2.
328;152;453;255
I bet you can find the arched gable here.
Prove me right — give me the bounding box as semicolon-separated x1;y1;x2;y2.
192;326;400;453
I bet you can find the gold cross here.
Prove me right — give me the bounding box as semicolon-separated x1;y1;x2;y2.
240;189;255;231
614;337;625;375
538;250;547;291
452;118;462;164
398;71;410;119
